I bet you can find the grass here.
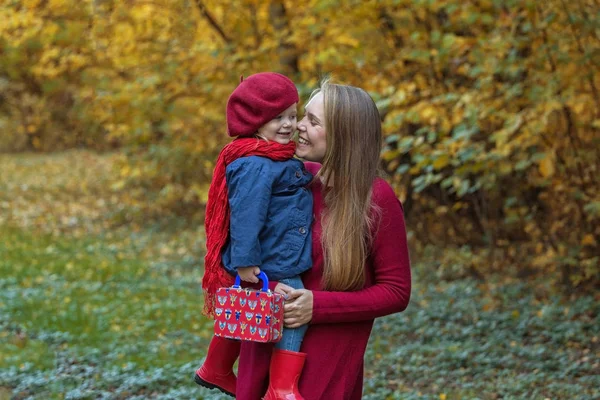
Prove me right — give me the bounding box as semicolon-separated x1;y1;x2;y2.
363;277;599;399
0;151;598;399
0;224;222;400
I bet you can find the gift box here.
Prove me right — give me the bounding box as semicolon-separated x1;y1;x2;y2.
214;272;284;343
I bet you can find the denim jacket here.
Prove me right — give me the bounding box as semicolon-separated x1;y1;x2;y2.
221;155;313;281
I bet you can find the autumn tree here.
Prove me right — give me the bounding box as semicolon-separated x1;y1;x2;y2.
1;0;598;289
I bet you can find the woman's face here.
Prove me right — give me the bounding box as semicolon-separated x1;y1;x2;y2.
296;92;327;162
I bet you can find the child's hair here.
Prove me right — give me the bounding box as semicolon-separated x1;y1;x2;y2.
226;72;298;137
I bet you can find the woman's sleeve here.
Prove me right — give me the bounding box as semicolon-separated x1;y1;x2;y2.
226;157;272;269
310;180;411;324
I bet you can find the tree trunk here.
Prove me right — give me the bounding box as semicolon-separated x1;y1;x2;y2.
269;1;300;76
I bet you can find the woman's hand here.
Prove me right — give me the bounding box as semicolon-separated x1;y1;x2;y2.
273;283;294;297
283;289;313;328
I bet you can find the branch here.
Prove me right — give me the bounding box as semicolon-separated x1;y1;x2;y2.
559;0;600;115
268;2;299;76
248;3;262;49
194;0;231;45
378;8;404;50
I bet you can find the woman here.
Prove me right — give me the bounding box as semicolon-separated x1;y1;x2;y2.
237;81;412;400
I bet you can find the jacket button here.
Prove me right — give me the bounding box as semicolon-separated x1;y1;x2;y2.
299;227;307;234
295;171;302;178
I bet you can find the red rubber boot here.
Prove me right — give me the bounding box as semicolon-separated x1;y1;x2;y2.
263;349;306;400
194;336;241;398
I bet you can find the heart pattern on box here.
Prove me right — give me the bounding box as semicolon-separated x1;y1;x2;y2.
214;286;284;343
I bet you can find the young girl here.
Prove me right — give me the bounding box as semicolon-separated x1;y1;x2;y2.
195;72;312;400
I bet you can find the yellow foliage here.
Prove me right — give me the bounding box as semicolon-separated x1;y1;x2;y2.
336;35;360;48
581;235;597;247
538;154;555;178
433;154;450;170
0;0;598;290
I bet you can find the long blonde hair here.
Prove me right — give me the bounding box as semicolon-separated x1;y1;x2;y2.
315;81;383;291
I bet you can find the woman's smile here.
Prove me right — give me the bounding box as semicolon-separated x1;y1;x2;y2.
297;136;310;146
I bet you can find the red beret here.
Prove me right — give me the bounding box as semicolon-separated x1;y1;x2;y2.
226;72;299;137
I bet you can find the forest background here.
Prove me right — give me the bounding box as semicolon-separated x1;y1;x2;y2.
1;0;598;399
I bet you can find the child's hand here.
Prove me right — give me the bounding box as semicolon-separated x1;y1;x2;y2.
237;266;261;283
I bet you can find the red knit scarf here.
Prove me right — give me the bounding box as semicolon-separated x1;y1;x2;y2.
202;137;296;317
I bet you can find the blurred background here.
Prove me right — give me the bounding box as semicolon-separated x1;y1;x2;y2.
1;0;598;399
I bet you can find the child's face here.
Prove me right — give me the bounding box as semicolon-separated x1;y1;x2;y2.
257;103;297;144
